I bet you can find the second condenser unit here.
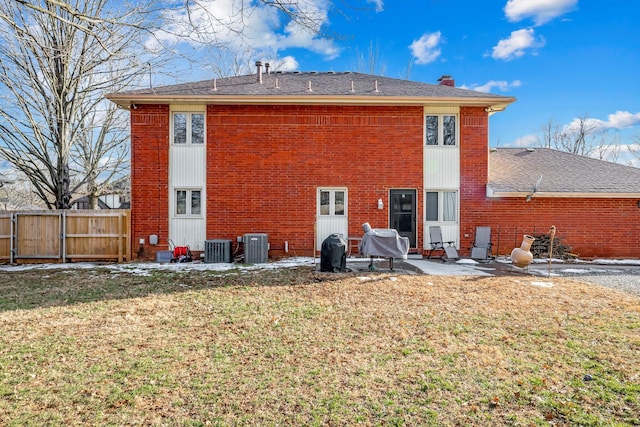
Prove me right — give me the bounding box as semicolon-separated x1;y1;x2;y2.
243;233;268;263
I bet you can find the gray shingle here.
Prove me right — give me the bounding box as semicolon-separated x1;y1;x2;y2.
488;148;640;195
116;71;511;100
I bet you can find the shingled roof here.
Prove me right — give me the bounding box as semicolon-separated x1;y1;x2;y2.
107;71;515;110
488;148;640;198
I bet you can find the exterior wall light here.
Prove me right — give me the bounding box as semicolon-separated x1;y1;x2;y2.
377;198;384;210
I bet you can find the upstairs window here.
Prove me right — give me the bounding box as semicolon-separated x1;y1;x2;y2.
173;113;204;145
425;115;457;146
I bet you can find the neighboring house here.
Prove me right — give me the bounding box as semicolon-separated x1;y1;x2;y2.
107;64;639;260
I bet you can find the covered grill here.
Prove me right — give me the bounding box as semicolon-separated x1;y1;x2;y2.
359;223;410;270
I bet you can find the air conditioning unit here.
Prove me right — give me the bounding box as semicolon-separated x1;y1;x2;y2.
243;233;268;264
204;239;232;263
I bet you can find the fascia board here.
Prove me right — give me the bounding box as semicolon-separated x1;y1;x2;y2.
106;94;516;110
487;190;640;199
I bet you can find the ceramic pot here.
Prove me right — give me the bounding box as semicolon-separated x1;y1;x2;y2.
511;235;535;268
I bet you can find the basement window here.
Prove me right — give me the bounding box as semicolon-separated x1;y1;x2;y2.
173;113;204;145
425;115;457;146
175;189;202;216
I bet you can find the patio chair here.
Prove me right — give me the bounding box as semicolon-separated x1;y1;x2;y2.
470;226;493;262
426;226;458;261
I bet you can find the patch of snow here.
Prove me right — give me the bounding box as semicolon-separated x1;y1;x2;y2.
529;281;553;287
456;258;478;264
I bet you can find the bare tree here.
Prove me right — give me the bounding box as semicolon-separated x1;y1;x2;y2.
0;0;148;209
535;115;620;162
353;40;386;75
0;0;351;210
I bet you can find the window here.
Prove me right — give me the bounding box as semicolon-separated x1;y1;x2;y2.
175;189;202;216
319;189;346;216
173;113;205;145
425;191;457;222
425;115;457;146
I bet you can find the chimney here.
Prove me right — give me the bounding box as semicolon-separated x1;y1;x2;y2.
265;62;270;75
438;75;454;87
256;60;263;83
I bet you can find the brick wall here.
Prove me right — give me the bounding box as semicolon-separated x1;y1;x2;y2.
459;107;640;258
205;104;424;256
130;103;639;260
130;104;170;260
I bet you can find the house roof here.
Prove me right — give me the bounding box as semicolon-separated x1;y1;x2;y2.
488;148;640;198
107;71;515;110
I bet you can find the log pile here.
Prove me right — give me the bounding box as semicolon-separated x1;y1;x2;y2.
530;232;578;260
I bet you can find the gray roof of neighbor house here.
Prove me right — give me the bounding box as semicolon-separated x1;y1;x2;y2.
488;147;640;198
107;71;515;110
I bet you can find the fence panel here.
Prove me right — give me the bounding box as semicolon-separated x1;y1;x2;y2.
0;210;130;263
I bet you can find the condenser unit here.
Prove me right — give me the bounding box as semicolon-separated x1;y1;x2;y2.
204;239;232;263
243;233;268;264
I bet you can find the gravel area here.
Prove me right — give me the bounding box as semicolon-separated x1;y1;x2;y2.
564;273;640;296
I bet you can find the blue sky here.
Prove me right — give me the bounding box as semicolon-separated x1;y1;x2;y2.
154;0;639;161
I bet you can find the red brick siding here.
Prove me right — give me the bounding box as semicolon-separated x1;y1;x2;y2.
130;104;170;259
206;104;424;256
459;106;640;258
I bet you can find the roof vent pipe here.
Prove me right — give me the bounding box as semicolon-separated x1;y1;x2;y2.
256;61;263;83
308;81;312;92
213;78;217;91
350;81;354;92
265;62;270;74
374;80;378;92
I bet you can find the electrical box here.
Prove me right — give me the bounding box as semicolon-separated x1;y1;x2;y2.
243;233;268;264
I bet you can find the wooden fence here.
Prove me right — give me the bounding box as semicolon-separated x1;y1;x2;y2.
0;210;130;263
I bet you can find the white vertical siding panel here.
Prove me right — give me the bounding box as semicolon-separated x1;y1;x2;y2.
171;146;206;187
424;147;460;188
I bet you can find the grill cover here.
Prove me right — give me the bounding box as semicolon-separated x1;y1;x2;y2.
359;224;409;259
320;233;347;272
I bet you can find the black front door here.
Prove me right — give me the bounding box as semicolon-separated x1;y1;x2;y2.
389;189;416;248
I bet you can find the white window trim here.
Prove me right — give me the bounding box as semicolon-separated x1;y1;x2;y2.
317;188;348;217
171;112;205;145
424;114;459;147
425;190;459;223
174;188;204;217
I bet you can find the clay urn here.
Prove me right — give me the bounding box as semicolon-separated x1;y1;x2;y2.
511;235;535;268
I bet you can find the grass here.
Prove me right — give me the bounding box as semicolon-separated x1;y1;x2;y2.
0;264;638;426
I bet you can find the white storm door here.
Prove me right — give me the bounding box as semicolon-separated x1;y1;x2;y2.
316;188;348;250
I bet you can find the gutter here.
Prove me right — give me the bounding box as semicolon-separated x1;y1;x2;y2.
106;94;515;111
486;186;640;199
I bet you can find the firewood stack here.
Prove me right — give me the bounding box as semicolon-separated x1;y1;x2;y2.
530;232;578;260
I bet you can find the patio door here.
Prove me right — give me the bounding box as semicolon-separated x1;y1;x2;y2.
316;188;348;250
390;189;416;248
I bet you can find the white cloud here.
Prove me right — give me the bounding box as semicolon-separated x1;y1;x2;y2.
492;28;545;61
409;32;442;65
461;80;522;93
367;0;384;12
504;0;577;26
147;0;339;60
275;56;299;71
509;133;538;147
566;111;640;132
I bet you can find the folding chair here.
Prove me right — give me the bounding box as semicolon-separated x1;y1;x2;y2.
426;226;458;261
470;226;493;262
